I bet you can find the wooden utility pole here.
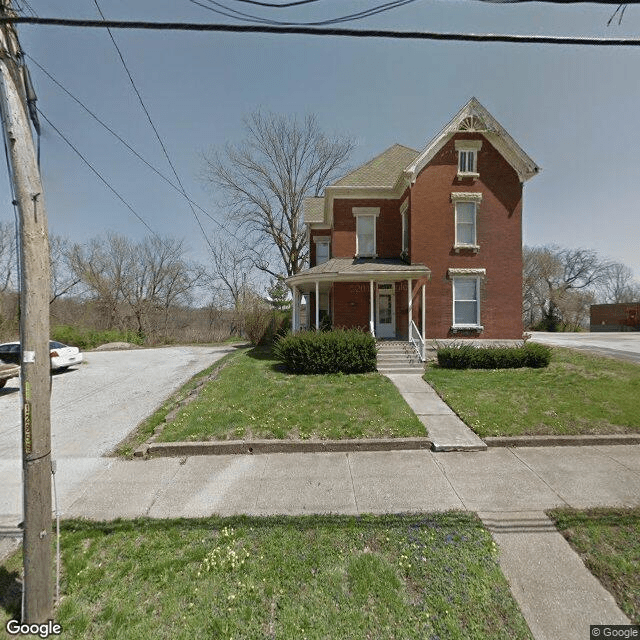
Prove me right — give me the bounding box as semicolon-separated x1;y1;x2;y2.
0;1;53;622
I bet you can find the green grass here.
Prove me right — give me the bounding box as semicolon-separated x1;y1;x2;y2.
0;514;533;639
114;348;249;456
424;347;640;437
548;508;640;623
158;346;425;442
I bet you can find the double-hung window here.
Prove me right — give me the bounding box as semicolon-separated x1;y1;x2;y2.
314;238;330;265
448;269;485;330
353;207;379;258
451;192;482;250
453;277;480;327
455;140;482;179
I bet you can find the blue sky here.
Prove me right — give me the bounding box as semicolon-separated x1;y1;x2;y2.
3;0;640;292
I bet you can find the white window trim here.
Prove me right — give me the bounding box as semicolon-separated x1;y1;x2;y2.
399;199;409;257
455;140;482;179
313;236;330;265
451;275;483;330
353;207;380;258
451;192;482;251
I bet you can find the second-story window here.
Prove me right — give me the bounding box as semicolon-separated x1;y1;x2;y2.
353;207;380;258
451;192;482;251
314;239;330;265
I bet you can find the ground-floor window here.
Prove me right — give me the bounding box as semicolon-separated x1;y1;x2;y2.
452;277;480;327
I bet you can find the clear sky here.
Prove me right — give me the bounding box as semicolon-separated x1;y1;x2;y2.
2;0;639;296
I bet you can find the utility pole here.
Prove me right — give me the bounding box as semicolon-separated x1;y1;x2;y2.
0;0;53;623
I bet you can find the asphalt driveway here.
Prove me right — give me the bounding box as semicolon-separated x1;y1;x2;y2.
529;331;640;364
0;344;238;526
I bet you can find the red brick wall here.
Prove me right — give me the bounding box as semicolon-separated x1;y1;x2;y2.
332;198;405;259
410;134;524;339
332;282;371;330
309;229;331;266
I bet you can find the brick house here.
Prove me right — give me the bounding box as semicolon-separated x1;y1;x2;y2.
286;98;540;358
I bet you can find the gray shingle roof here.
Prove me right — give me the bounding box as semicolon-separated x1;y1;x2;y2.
288;259;430;286
333;144;419;189
303;197;325;224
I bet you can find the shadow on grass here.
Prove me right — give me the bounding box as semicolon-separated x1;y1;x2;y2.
0;565;21;620
243;344;291;374
59;512;482;537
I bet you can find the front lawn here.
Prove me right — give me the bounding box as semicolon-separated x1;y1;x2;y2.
547;508;640;623
424;347;640;437
1;514;533;639
157;346;425;442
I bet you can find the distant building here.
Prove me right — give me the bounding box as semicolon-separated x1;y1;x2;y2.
590;303;640;332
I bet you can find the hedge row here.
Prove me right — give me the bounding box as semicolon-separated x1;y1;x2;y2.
436;342;551;369
274;329;377;374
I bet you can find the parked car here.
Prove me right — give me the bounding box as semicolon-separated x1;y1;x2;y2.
0;341;83;370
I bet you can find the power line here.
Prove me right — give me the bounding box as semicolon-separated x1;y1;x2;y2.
4;17;640;46
36;108;164;242
190;0;421;27
229;0;325;6
27;55;272;266
91;0;217;257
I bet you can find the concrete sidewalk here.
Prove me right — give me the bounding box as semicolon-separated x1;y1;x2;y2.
386;373;487;451
2;445;638;639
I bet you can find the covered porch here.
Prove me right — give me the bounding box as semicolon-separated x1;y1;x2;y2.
286;258;431;360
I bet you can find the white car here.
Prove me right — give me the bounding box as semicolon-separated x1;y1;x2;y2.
0;341;83;371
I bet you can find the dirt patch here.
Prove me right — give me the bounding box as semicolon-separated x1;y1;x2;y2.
93;342;142;351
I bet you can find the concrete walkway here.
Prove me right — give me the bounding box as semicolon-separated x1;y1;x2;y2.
386;373;487;451
2;444;637;639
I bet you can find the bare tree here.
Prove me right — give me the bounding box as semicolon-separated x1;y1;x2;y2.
0;220;16;295
598;262;640;303
205;236;257;309
523;245;613;330
49;235;82;303
202;111;354;277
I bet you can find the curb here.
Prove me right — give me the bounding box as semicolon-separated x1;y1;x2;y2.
135;437;433;458
484;434;640;448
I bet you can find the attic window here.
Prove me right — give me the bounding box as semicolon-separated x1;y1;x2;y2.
455;140;482;179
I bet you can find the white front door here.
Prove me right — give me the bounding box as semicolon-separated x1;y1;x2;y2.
376;284;395;338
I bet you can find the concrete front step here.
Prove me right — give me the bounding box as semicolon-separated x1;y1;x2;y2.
378;367;425;374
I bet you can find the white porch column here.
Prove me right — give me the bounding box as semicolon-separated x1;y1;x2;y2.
370;279;375;337
315;281;320;331
421;283;426;361
407;278;413;336
291;287;297;332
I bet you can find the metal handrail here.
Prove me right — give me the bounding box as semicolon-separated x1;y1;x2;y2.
409;320;425;361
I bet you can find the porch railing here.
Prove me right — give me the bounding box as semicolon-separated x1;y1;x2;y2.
369;320;375;338
409;320;425;362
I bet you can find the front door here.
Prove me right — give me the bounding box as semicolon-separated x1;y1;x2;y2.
376;283;395;338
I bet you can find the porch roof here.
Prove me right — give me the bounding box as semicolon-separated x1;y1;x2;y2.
286;258;430;289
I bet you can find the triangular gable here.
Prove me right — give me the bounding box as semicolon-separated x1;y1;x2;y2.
404;97;540;183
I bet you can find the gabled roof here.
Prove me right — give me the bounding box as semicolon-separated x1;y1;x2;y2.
303;197;325;224
333;144;419;189
405;97;540;183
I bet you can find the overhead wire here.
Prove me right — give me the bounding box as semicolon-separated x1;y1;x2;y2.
25;54;271;266
91;0;217;256
36;107;164;242
4;17;640;46
189;0;421;27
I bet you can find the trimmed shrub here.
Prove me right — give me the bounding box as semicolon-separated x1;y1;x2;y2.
436;342;551;369
274;329;377;374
